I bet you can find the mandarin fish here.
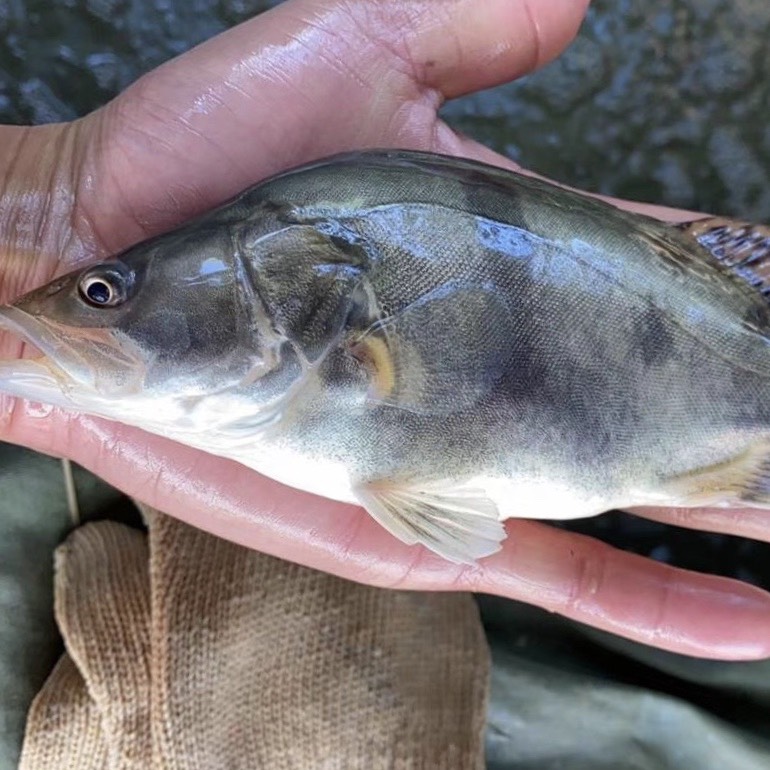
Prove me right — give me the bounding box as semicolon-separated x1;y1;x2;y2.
1;150;769;562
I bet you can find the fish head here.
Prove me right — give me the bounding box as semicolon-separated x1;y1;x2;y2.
0;257;147;407
0;215;346;438
0;201;371;451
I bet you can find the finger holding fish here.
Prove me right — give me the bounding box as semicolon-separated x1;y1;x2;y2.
632;504;770;544
0;0;768;662
4;407;770;661
78;0;592;254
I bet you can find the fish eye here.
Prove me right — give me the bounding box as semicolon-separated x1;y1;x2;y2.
78;264;133;308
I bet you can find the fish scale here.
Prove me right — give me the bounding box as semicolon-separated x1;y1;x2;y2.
0;150;770;563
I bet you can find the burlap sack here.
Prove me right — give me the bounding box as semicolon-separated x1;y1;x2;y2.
20;508;489;769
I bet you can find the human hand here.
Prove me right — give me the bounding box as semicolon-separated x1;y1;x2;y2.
1;0;768;660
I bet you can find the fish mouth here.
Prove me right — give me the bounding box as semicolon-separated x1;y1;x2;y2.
0;305;127;408
0;306;76;405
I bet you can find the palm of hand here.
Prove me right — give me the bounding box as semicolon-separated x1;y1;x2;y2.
0;0;768;659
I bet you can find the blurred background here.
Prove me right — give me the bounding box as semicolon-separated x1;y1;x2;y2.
1;1;769;768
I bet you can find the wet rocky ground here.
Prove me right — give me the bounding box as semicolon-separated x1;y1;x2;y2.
1;0;768;218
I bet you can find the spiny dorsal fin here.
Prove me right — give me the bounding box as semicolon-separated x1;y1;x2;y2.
677;217;770;297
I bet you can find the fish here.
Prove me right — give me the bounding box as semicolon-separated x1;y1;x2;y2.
1;149;770;563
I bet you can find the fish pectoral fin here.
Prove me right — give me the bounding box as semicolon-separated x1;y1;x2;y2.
677;217;770;298
349;281;514;416
354;479;506;564
661;438;770;507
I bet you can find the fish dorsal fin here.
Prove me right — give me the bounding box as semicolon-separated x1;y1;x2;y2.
676;217;770;297
354;478;506;564
628;217;770;338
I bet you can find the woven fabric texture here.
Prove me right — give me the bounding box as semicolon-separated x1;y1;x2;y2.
20;508;489;769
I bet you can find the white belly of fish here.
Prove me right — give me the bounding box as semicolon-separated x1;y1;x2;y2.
237;444;360;506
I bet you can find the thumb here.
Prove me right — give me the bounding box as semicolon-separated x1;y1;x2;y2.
77;0;590;251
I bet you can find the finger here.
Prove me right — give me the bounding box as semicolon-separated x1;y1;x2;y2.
6;407;770;661
78;0;590;250
0;123;91;303
631;505;770;544
399;0;591;98
470;522;770;662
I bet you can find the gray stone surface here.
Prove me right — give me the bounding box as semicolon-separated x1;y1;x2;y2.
445;0;770;219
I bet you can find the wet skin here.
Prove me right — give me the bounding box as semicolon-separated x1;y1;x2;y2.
0;0;769;658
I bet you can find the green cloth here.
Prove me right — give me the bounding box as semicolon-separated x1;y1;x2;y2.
0;444;135;768
482;598;770;770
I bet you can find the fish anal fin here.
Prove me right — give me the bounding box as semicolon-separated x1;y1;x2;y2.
661;439;770;508
677;217;770;297
354;479;506;564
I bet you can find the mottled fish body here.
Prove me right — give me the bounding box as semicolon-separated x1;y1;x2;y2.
1;150;769;562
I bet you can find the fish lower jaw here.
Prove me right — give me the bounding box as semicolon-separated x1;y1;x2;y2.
0;356;80;409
